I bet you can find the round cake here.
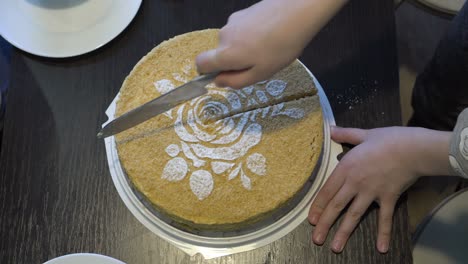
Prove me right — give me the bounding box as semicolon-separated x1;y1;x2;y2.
115;29;324;229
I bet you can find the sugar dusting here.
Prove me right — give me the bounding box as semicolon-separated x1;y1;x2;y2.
190;123;262;161
211;112;250;145
156;70;307;200
154;79;175;94
240;169;252;190
212;161;235;174
266;80;287;97
247;153;266;176
165;144;180;157
190;170;214;200
162;157;188;182
228;164;241;180
181;142;205;168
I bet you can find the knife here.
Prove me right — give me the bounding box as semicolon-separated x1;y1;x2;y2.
97;73;218;139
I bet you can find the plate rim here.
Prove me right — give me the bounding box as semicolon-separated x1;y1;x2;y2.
43;253;125;264
412;187;468;246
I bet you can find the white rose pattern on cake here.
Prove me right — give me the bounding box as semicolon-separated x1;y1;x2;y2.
154;62;305;200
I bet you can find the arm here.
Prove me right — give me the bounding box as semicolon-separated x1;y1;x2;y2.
309;126;451;253
196;0;349;89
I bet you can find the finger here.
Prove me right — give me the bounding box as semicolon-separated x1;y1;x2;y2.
196;48;252;75
214;68;259;89
376;200;395;253
331;126;368;145
196;49;224;74
331;194;374;253
309;163;348;225
312;185;356;245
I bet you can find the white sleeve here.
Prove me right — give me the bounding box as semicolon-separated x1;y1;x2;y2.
449;108;468;178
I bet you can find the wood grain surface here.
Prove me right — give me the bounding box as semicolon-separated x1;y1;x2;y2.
0;0;411;263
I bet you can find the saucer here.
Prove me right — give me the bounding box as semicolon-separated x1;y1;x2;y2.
0;0;142;58
44;253;125;264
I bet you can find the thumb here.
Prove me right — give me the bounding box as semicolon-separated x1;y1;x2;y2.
331;126;368;145
196;49;222;74
196;47;252;75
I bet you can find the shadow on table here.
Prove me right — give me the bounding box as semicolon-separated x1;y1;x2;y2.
0;49;60;263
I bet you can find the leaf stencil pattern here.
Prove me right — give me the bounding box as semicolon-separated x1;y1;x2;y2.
240;169;252;190
228;164;241;181
266;80;287;97
165;144;180;157
162;157;188;182
212;161;235;175
158;62;305;200
247;153;267;176
190;170;214;200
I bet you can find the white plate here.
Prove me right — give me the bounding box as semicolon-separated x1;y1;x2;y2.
0;0;142;58
44;253;125;264
413;188;468;264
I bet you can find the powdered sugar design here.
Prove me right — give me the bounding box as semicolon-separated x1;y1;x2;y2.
256;90;269;103
182;60;192;75
154;79;177;118
212;161;235;174
158;61;306;200
181;142;205;168
247;153;266;176
266;80;287;97
172;73;187;83
162;157;188;182
243;86;254;95
154;79;175;94
190;123;262;161
165;144;180;157
190;170;214;200
240;169;252;190
228;164;241;180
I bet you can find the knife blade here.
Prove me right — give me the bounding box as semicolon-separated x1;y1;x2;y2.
97;73;218;139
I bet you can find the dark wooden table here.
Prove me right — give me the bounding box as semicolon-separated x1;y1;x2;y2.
0;0;412;263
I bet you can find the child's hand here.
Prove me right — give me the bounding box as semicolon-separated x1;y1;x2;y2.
308;126;451;254
196;0;348;89
196;0;306;89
